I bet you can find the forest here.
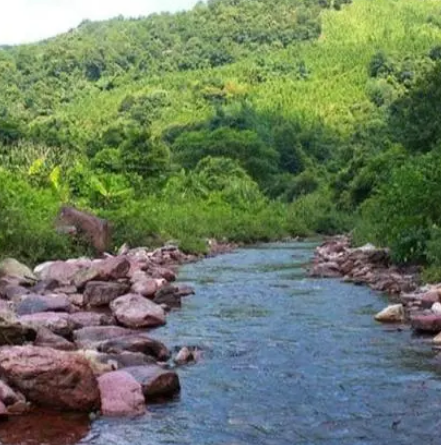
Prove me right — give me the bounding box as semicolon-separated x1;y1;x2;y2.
1;0;441;280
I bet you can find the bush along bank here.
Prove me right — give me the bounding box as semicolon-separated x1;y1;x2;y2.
310;235;441;345
0;241;234;419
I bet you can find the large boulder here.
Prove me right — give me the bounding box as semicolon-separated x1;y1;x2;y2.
98;335;170;361
98;371;146;417
124;365;180;400
73;326;139;350
0;259;36;283
16;294;71;316
83;281;129;307
110;294;166;329
0;346;100;412
374;304;404;323
19;312;74;337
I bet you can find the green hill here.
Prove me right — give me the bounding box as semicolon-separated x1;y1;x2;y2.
1;0;441;273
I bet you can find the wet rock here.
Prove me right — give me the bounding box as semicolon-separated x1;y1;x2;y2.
154;284;193;307
110;294;166;329
174;284;195;298
0;346;100;412
69;312;113;330
173;347;193;365
0;258;36;283
16;294;71;316
411;314;441;333
98;335;170;361
34;327;76;351
83;281;129;307
124;365;180;400
73;326;139;350
98;370;146;417
374;304;404;323
19;312;74;337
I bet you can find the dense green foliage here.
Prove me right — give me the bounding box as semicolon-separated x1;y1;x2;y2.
1;0;441;275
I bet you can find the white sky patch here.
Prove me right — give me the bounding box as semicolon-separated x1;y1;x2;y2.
0;0;200;45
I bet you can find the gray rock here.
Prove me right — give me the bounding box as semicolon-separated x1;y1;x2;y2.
124;365;180;400
84;281;129;307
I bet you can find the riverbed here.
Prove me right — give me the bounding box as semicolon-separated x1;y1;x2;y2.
2;241;441;445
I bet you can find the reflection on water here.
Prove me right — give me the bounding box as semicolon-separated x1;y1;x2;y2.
0;410;90;445
3;241;441;445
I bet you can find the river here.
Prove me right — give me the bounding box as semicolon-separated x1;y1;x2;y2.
1;241;441;445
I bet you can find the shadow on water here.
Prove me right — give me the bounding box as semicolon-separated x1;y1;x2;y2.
3;241;441;445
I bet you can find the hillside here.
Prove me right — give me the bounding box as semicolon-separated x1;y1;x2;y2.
1;0;441;275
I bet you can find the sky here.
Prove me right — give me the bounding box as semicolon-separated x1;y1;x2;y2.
0;0;200;45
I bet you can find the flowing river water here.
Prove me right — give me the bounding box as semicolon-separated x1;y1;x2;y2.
1;241;441;445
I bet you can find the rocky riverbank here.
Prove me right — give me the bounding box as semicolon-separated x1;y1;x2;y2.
310;236;441;342
0;240;235;420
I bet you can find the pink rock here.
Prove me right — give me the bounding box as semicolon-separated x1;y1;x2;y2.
131;278;165;298
37;261;81;285
411;314;441;332
0;346;100;412
110;294;166;329
96;256;131;281
98;371;145;417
